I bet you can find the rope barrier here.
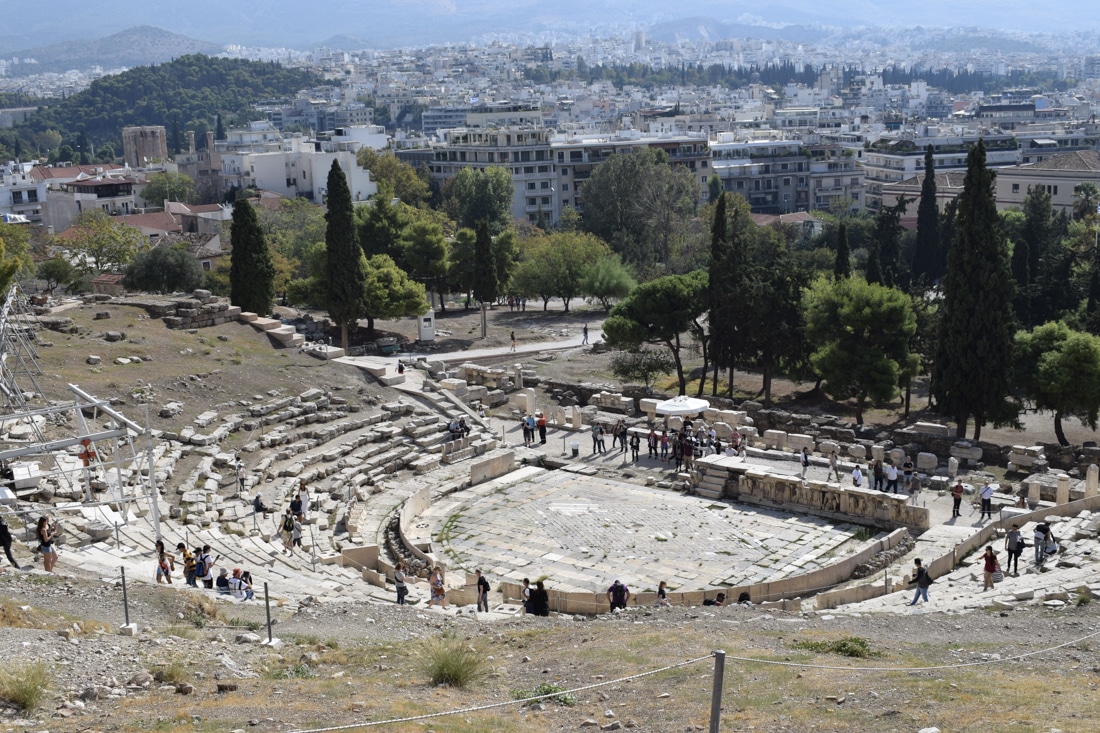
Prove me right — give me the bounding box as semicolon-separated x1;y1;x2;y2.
721;626;1100;672
287;622;1100;733
288;653;715;733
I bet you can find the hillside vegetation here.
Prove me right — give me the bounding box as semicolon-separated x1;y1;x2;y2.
10;54;324;149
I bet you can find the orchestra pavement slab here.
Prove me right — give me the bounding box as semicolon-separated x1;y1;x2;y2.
423;468;869;595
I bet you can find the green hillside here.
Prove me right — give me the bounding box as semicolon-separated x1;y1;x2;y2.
5;54;324;156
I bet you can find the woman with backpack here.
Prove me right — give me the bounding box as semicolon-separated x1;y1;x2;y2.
280;509;295;555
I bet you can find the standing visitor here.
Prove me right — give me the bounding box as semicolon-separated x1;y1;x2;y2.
476;569;490;612
36;516;57;573
800;447;810;479
979;482;995;521
1004;523;1024;576
0;514;18;570
827;450;839;481
178;543;197;587
394;562;409;605
951;480;964;518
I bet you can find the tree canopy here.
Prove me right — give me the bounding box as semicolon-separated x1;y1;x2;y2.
356;149;430;207
580;147;696;270
603;270;708;395
141;171;195;206
123;244;204;294
64;210;145;273
447;166;514;233
804;276;918;424
1015;321;1100;446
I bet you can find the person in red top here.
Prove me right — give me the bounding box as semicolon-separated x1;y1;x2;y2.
981;546;1001;591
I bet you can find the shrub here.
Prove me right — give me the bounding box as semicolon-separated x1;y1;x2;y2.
0;661;52;709
513;681;577;706
792;636;882;658
414;633;489;688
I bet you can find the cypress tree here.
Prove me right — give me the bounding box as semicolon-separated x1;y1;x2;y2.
912;145;940;284
229;199;275;317
471;220;499;304
708;193;729;396
865;238;883;285
834;222;850;279
932;140;1016;440
215;114;226;141
324;160;368;350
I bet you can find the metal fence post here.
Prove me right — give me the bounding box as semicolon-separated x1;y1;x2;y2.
709;650;726;733
264;582;273;644
121;566;130;627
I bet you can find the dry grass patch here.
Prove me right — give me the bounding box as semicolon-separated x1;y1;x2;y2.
0;661;52;710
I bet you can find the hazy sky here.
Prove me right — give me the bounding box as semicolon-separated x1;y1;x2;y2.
4;0;1098;51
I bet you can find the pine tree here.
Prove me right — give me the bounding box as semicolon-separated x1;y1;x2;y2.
834;222;850;279
229;199;275;317
324;160;368;349
932;140;1016;440
912;145;940;285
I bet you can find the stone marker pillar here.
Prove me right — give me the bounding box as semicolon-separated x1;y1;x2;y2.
571;405;583;429
947;456;959;479
514;364;524;390
1087;464;1099;499
1056;473;1070;504
1027;479;1041;503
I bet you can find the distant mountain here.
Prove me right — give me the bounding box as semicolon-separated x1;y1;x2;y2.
315;35;370;52
6;26;222;76
1;1;1097;51
646;17;828;45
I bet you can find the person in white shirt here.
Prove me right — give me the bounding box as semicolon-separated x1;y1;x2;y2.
884;461;899;493
851;466;863;488
979;482;995;521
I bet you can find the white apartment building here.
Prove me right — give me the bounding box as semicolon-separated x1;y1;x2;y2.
0;161;48;226
218;124;378;203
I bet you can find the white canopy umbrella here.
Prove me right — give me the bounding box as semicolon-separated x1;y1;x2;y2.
654;395;711;416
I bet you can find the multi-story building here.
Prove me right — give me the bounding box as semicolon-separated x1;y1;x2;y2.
552;129;711;214
426;126;558;224
218;128;376;203
995;150;1100;213
861;131;1019;210
863;125;1098;210
46;176;137;232
0;161;48;226
422;106;471;136
710;136;862;214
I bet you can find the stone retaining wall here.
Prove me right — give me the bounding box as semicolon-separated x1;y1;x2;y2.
693;454;931;532
107;290;242;330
